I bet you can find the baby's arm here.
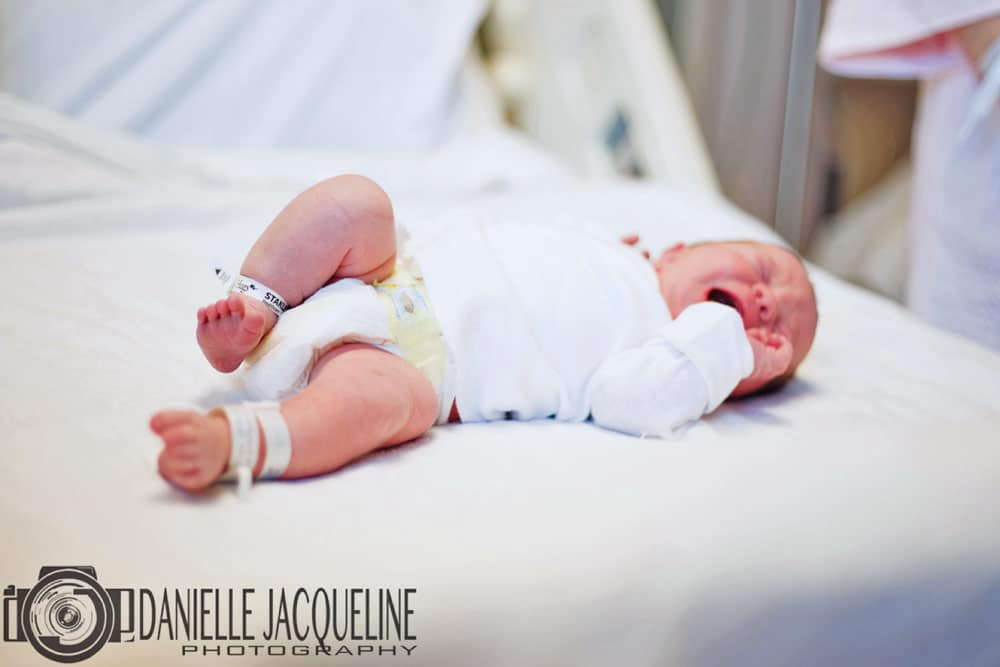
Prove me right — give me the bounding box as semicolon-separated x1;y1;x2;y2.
589;302;753;438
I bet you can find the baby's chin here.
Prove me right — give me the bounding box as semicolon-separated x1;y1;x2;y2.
730;376;767;398
666;290;703;319
731;360;796;399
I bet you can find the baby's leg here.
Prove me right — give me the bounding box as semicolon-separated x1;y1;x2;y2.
198;175;397;371
151;344;438;492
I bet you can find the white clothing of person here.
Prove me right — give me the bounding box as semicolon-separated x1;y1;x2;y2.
820;0;1000;352
413;221;753;438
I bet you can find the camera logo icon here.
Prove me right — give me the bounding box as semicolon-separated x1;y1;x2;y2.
4;566;116;663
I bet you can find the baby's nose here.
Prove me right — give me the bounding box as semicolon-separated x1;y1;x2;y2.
752;284;775;323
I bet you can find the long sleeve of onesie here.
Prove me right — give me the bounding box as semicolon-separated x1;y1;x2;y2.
589;302;754;438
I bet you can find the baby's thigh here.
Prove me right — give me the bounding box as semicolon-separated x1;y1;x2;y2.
308;175;397;282
306;343;438;442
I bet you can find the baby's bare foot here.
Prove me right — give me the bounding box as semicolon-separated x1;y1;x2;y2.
196;295;276;372
150;410;230;492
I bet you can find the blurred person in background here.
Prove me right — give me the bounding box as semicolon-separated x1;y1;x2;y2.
821;2;1000;353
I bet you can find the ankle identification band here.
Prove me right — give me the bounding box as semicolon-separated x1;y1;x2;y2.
211;401;293;497
253;402;292;480
215;267;289;317
214;404;259;497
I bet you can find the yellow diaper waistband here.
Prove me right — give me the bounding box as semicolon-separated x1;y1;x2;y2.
372;253;448;399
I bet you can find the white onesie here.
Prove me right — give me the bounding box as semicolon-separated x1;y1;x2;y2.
412;220;754;437
240;219;754;438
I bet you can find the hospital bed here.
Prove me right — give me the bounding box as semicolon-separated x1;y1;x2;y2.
2;2;1000;665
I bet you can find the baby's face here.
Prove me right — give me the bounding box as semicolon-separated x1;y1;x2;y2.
654;240;818;395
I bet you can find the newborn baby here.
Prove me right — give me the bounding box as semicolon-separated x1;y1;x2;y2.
150;175;817;492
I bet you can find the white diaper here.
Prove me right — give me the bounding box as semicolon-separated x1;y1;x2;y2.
238;250;456;424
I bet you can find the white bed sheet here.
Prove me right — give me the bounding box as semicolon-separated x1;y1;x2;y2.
0;0;493;152
2;99;1000;666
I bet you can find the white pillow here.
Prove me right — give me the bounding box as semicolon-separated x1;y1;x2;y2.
0;0;489;150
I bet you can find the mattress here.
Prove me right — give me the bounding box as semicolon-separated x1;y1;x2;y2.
2;97;1000;666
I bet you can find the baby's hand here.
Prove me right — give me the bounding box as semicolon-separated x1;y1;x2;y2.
621;234;651;259
733;327;793;396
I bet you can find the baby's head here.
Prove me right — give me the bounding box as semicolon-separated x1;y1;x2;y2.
654;239;818;397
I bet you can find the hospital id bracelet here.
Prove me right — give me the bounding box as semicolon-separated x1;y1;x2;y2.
252;402;292;480
213;404;260;497
211;402;293;497
215;267;289;317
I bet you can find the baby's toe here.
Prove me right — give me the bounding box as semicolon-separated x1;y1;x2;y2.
161;424;197;448
242;307;265;335
178;473;214;493
158;461;205;493
227;294;245;315
150;410;194;433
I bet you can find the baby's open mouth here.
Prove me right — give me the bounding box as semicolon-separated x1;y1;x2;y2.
706;288;744;320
